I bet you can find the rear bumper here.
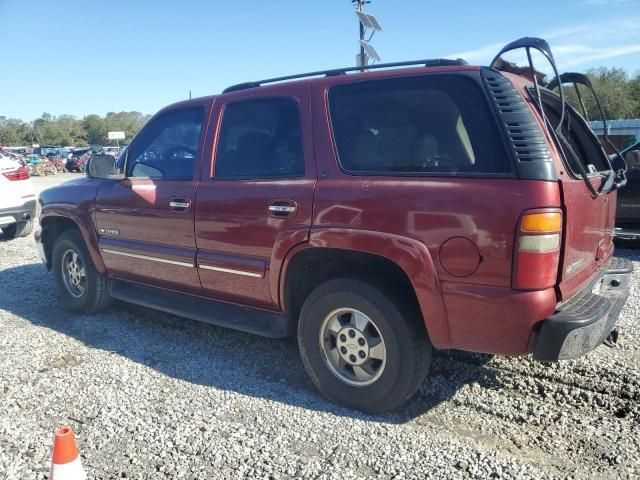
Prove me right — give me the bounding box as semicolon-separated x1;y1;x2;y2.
0;199;37;227
534;257;633;361
614;227;640;241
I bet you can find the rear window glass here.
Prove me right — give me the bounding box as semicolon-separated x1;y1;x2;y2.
328;74;511;175
538;90;610;175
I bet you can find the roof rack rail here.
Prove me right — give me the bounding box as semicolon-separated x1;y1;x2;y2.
222;58;468;93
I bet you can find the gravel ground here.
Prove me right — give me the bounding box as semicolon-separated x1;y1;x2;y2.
0;192;638;478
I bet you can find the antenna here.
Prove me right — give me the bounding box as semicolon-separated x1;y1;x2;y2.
352;0;382;68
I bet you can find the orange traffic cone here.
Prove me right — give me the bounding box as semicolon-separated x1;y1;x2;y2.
49;427;87;480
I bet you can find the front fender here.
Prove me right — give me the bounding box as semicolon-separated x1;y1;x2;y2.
278;228;450;348
40;205;106;274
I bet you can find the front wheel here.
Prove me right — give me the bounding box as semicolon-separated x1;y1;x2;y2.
52;230;111;313
298;278;431;413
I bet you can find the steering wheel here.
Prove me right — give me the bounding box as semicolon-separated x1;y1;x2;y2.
164;144;197;159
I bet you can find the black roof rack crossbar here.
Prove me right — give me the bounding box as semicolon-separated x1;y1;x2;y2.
222;58;468;93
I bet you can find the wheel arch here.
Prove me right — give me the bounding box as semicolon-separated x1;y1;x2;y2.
278;229;450;348
40;208;106;273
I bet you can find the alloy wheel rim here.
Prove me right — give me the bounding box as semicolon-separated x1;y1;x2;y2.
61;249;86;298
319;307;387;387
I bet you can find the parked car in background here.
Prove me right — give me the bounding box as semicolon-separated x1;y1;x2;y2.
35;37;633;412
102;146;120;158
2;146;29;155
615;140;640;239
0;155;35;239
67;148;92;172
3;151;26;166
619;140;640;157
0;150;15;163
34;146;69;157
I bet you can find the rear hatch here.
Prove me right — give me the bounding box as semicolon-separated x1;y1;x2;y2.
490;38;622;301
537;90;617;299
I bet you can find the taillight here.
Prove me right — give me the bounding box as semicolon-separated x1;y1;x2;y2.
513;210;562;290
2;166;29;181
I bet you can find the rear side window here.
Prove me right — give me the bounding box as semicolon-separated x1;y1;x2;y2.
328;74;511;175
214;98;304;179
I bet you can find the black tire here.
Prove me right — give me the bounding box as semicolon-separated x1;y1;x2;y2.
52;229;111;313
2;220;33;239
298;278;431;413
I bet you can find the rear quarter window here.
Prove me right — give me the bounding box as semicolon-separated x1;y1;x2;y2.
328;74;511;176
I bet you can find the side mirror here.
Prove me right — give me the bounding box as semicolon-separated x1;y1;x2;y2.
625;150;640;170
87;154;123;179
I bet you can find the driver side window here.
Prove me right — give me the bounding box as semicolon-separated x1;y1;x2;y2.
126;107;205;180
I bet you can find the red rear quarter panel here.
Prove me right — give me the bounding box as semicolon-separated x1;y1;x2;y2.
506;73;617;300
310;78;562;353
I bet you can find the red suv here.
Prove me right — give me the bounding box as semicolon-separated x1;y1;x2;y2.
36;38;633;412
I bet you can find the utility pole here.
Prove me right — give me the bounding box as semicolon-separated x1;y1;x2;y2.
352;0;382;69
352;0;369;68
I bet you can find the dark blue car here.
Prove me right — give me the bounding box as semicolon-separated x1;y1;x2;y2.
615;140;640;239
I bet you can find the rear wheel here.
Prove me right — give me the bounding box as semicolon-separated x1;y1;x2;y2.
52;230;111;313
298;278;431;413
2;220;33;239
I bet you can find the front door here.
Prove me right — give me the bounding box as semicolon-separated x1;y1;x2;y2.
95;104;209;293
195;87;316;309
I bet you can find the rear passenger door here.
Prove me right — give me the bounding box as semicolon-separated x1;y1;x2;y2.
195;85;316;309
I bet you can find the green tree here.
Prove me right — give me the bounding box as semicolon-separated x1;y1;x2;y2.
0;118;29;145
627;71;640;116
564;67;638;120
81;114;106;145
0;111;150;147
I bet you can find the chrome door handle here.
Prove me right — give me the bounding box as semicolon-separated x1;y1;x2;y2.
169;199;191;211
268;205;297;214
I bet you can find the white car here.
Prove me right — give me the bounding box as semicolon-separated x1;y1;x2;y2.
0;151;15;162
0;156;36;239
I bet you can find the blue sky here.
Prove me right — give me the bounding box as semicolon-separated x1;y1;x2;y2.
1;0;639;120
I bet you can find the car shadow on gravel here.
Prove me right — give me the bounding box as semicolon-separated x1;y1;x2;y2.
0;263;501;424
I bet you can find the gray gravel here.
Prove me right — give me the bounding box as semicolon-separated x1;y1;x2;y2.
0;192;638;478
